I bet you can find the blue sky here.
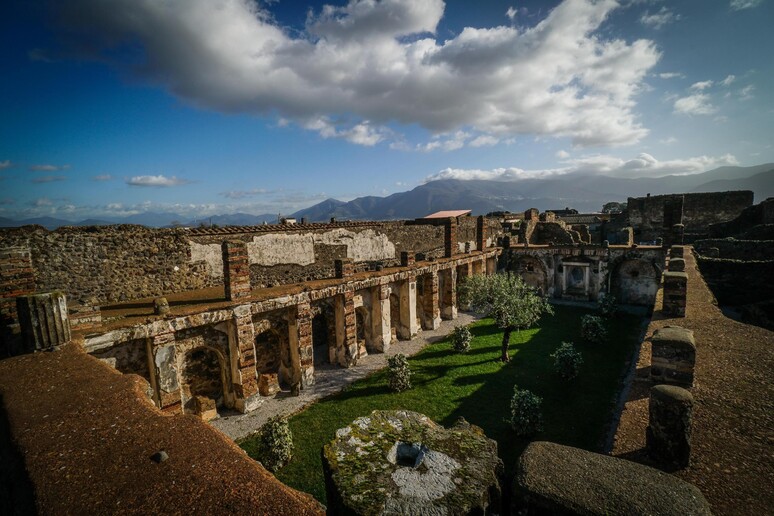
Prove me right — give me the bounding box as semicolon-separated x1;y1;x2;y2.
1;0;772;220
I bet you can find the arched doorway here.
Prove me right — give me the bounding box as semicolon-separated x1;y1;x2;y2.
181;347;225;417
508;256;547;294
612;259;659;306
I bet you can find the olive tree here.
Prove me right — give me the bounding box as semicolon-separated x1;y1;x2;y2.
459;272;553;362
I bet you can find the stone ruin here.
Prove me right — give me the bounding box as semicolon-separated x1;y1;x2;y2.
323;410;503;515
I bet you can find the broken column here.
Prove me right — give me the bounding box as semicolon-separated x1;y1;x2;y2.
335;290;358;367
323;410;503;515
151;332;180;412
222;240;251;301
663;271;688;317
671;223;685;246
15;291;71;355
371;284;391;352
647;384;694;468
398;277;418;340
444;217;457;258
476;215;487;251
650;326;696;387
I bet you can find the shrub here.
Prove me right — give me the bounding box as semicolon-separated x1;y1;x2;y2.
551;342;583;380
388;353;412;392
598;294;618;318
451;325;472;353
510;386;543;436
581;314;607;344
255;416;293;472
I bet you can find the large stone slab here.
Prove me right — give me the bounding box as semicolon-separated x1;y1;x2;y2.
323;410;503;515
514;441;711;515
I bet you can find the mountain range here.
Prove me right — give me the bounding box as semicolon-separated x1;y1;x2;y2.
1;164;771;229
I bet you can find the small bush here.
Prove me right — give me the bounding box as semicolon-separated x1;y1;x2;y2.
581;314;607;344
388;353;412;392
598;294;618;318
255;416;293;472
451;325;472;353
510;386;543;436
551;342;583;380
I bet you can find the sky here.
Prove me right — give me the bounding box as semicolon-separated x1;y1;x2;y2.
1;0;772;221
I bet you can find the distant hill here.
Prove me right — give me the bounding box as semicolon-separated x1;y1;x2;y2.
691;169;774;201
180;212;277;227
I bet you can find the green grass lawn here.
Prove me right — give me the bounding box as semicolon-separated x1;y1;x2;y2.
240;305;643;505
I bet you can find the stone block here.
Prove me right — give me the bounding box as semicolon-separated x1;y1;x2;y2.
258;373;280;396
154;297;170;315
513;441;710;515
192;395;218;421
668;257;686;272
647;384;693;468
662;271;688;317
670;245;685;258
651;326;696;387
16;291;71;355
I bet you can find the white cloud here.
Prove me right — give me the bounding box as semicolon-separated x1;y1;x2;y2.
659;136;678;145
0;160;12;170
418;131;469;152
303;117;387;146
640;7;680;29
690;80;713;91
730;0;763;10
126;175;191;187
506;6;517;21
31;198;53;207
220;188;270;199
720;74;736;86
469;135;500;148
738;84;755;101
57;0;660;147
425;152;739;181
658;72;684;79
556;150;571;159
29;164;70;172
674;94;717;115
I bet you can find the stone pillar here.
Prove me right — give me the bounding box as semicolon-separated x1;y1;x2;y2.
289;301;314;391
668;257;685;272
650;326;696;387
15;292;71;355
476;215;487;251
444;218;457;258
669;245;685;259
401;251;415;267
371;284;391;352
671;224;685;246
663;271;688;317
151;333;180;412
421;273;441;330
335;291;358;367
647;384;693;468
398;278;418;340
229;304;260;412
0;247;36;356
335;258;355;279
222;240;251;301
440;268;457;320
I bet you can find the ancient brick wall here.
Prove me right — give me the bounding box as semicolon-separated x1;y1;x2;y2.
694;238;774;261
695;256;774;306
708;198;774;238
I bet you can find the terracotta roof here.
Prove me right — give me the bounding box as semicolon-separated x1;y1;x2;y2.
0;345;324;515
422;210;472;219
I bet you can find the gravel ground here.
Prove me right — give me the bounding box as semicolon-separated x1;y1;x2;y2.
611;249;774;515
211;313;478;441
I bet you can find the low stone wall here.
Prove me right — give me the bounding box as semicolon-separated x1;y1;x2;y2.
694;238;774;260
695;256;774;305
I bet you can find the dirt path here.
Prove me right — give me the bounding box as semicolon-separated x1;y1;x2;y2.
611;249;774;515
212;313;478;441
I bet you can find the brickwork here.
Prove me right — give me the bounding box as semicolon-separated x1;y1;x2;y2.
335;290;358;367
663;271;688;317
335;258;355;278
444;218;457;258
293;301;314;388
68;305;102;332
420;272;441;330
222;240;251;301
231;306;258;411
400;251;415;267
0;247;36;355
650;326;696;387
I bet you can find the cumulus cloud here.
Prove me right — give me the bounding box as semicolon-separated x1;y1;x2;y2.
0;160;12;170
674;93;717;115
126;175;191;187
690;80;713;91
738;84;755;101
56;0;660;147
425;152;739;181
730;0;763;10
640;7;680;29
93;174;113;181
658;72;684;79
469;135;500;148
720;74;736;86
556;149;571;159
31;175;67;183
29;164;70;171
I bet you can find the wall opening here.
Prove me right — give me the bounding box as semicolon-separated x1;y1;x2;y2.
181;347;225;414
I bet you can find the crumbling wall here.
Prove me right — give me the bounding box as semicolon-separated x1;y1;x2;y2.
708;198;774;238
694;238;774;261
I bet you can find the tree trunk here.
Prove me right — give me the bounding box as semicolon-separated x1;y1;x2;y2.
500;327;513;362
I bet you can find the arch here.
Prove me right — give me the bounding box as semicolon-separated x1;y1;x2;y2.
611;258;659;306
508;255;548;295
180;346;227;416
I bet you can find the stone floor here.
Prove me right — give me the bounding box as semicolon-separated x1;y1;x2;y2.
211;312;478;441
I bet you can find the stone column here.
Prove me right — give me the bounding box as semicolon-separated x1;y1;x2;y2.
421;272;441;330
647;384;693;468
151;333;181;412
289;301;314;391
476;215;487;251
229;304;260;412
650;326;696;387
440;268;457;320
669;245;685;259
398;277;418;340
668;257;685;272
444;218;458;258
335;258;354;279
15;291;71;355
335;291;358;367
671;224;685;246
371;284;391;352
222;240;251;301
663;271;688;317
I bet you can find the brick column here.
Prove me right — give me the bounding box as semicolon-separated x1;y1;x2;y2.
151;332;181;412
371;284;391;352
335;258;354;278
290;301;314;390
400;251;415;267
335;291;358;367
222;240;251;301
663;271;687;317
421;272;441;330
16;292;71;355
0;247;36;356
650;326;696;387
476;216;487;251
444;218;458;258
398;277;418;340
440;268;457;320
229;304;259;412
